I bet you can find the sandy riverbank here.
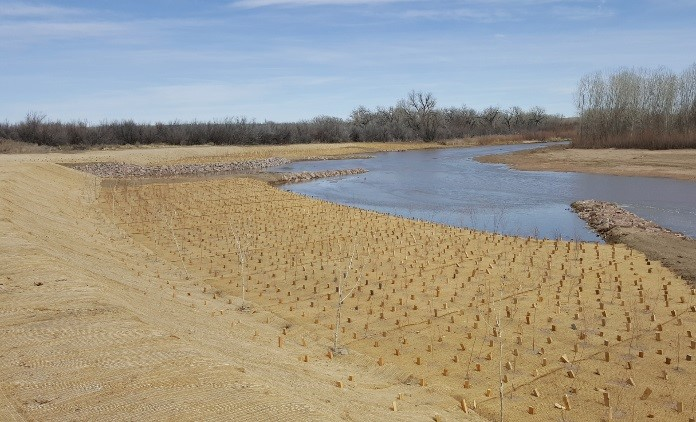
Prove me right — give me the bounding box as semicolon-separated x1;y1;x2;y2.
477;145;696;181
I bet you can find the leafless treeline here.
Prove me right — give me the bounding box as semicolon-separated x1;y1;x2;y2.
575;64;696;149
0;91;570;147
350;91;568;142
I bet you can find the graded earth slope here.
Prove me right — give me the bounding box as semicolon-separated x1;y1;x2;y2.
2;143;695;421
0;144;481;421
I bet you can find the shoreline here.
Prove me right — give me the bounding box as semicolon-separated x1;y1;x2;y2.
54;138;546;185
476;145;696;181
572;200;696;283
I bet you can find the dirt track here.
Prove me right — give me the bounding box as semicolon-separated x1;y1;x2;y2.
2;143;696;421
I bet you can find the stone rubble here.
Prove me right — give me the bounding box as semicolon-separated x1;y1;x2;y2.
71;157;290;178
277;168;367;184
571;199;687;239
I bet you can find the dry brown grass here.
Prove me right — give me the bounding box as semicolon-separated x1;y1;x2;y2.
439;131;573;147
0;138;53;154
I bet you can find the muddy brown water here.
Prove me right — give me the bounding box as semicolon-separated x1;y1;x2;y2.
271;143;696;242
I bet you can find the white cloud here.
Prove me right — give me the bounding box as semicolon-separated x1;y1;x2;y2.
0;2;124;45
646;0;696;8
229;0;573;8
402;8;515;22
0;21;127;43
551;5;615;20
231;0;415;8
0;16;220;46
0;2;85;17
398;0;610;23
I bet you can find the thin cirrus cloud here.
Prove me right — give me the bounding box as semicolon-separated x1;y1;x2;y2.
0;21;126;40
231;0;415;7
400;0;615;22
0;2;85;17
400;8;515;22
231;0;592;9
551;5;615;20
230;0;616;24
0;2;120;44
0;16;220;46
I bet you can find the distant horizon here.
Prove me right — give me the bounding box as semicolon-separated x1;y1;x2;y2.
2;0;695;123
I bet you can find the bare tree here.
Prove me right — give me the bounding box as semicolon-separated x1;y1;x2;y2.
5;96;564;146
502;109;514;132
228;220;252;310
399;90;439;141
480;106;500;132
528;106;546;127
333;244;361;354
575;64;696;149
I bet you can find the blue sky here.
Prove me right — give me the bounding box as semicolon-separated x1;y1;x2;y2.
1;0;695;123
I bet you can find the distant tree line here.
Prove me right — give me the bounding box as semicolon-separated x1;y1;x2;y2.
349;91;568;142
0;91;571;147
575;64;696;149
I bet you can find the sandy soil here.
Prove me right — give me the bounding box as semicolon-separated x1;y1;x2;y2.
2;143;696;421
572;200;696;284
609;229;696;284
0;143;482;422
477;146;696;181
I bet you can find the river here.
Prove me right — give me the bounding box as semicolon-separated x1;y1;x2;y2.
270;143;696;242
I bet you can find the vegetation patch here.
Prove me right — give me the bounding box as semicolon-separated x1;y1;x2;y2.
1;92;571;148
575;64;696;149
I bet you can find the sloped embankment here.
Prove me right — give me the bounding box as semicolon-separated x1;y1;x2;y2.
0;160;474;421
